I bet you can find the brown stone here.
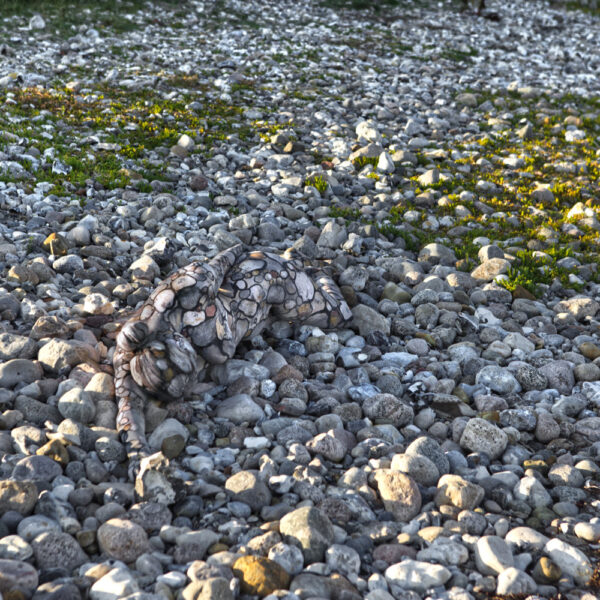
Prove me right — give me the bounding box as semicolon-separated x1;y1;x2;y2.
372;543;417;565
272;364;304;384
232;555;290;597
29;316;70;340
579;342;600;360
189;175;208;191
512;284;536;300
36;439;69;465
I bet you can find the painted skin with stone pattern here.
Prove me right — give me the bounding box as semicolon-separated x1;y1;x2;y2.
114;244;352;477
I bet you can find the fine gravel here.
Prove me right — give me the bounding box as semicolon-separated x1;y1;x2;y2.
1;1;600;599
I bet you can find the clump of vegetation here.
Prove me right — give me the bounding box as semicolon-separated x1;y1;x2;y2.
305;174;328;194
0;83;263;196
498;250;582;297
329;206;361;220
439;46;478;63
353;156;378;169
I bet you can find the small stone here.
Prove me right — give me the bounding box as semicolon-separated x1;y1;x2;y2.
36;439;69;466
29;14;46;29
514;476;552;508
97;518;149;563
0;333;37;361
351;304;390;336
373;470;422;521
555;296;599;320
0;359;43;388
435;474;484;510
496;567;537;595
535;412;560;442
574;362;600;382
174;530;219;563
538;360;574;394
0;535;32;560
544;538;592;585
148;418;189;456
42;233;68;256
225;470;271;512
471;258;510;281
31;531;87;570
416;540;468;566
385;559;451;593
474;536;514;575
574;521;600;543
83;293;114;316
460;418;508;459
12;455;62;483
38;339;99;373
29;316;70;340
215;394;265;424
279;506;334;564
232;555;290;597
58;387;96;424
362;394;414;427
182;578;233;600
476;365;520;394
532;556;562;583
390;454;439;487
579;342;600;360
90;567;140;600
0;559;38;597
306;431;347;462
505;526;549;552
326;544;361;576
548;464;584;487
0;480;37;515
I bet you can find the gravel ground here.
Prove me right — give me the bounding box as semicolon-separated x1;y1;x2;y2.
1;0;600;599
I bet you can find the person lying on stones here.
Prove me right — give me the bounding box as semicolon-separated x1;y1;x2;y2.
113;243;352;480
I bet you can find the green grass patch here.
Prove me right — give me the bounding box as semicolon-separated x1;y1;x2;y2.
353;156;378;169
329;206;361;220
0;82;263;196
305;174;328;194
0;0;186;37
498;250;582;297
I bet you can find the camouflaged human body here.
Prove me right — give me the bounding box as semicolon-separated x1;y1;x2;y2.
114;244;352;474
